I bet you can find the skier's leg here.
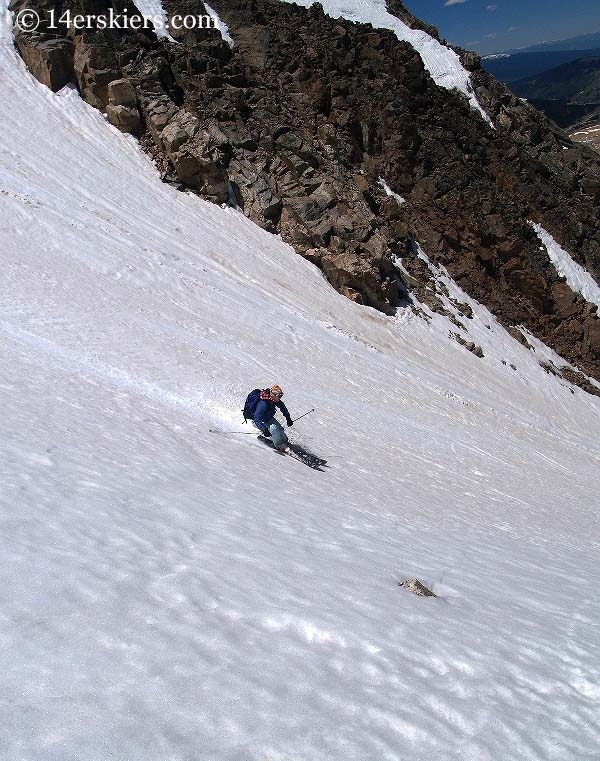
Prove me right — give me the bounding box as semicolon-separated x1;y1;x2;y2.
252;420;271;437
267;419;288;449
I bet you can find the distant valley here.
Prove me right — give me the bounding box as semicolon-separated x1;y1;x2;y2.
483;49;600;130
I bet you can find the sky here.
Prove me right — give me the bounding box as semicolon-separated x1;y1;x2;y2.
403;0;600;54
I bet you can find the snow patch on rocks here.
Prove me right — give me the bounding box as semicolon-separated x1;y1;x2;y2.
533;222;600;310
283;0;492;124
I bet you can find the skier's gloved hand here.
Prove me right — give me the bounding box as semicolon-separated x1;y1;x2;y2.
286;419;293;427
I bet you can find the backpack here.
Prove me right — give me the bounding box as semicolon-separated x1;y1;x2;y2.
242;388;262;422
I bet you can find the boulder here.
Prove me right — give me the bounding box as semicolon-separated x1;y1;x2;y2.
107;79;137;107
106;104;141;134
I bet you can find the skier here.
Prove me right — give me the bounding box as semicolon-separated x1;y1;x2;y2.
249;385;294;451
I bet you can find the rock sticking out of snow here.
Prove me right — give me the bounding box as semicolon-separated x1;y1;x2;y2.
399;579;436;597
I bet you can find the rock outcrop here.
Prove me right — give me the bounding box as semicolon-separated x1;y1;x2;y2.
106;78;141;132
10;0;600;387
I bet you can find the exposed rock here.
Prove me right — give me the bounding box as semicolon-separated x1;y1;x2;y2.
11;0;600;388
459;49;481;72
399;578;436;597
142;97;180;143
507;326;532;349
559;367;600;397
73;34;121;109
450;332;484;358
552;281;579;318
13;35;74;91
451;300;474;319
385;0;440;42
584;317;600;354
108;78;137;107
169;135;229;202
540;361;561;377
540;361;600;396
106;103;141;133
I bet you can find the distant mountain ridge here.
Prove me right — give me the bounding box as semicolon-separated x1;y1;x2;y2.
481;48;600;83
507;31;600;54
491;55;600;128
511;56;600;102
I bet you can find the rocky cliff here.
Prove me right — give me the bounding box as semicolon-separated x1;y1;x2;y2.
10;0;600;390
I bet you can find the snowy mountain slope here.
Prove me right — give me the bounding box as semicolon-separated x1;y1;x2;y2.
406;242;600;393
533;223;600;310
2;4;600;760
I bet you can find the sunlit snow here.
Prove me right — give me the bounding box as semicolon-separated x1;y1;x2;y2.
204;2;234;47
1;3;600;760
133;0;176;41
379;177;406;205
533;222;600;310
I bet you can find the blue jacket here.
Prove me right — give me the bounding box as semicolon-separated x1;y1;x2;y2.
254;397;292;432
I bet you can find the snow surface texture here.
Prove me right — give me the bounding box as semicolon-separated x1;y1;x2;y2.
2;3;600;760
408;244;600;390
282;0;493;124
533;222;600;311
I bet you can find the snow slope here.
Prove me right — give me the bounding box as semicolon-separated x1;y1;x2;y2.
132;0;176;40
533;222;600;310
2;4;600;760
204;2;234;47
282;0;492;123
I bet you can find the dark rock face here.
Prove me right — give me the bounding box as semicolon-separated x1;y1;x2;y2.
11;0;600;387
13;31;75;91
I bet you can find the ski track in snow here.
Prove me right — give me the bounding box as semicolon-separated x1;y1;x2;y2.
282;0;492;123
2;4;600;760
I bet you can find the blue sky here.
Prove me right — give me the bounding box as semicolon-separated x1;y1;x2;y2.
403;0;600;54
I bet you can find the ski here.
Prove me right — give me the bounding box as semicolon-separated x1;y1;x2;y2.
209;429;328;468
209;428;255;435
288;443;327;467
285;449;326;470
257;436;326;470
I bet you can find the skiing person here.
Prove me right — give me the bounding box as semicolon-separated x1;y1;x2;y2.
250;385;293;451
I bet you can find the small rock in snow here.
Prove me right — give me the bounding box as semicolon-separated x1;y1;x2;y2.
399;578;436;597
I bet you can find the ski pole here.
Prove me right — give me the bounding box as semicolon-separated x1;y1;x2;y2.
209;429;257;434
292;409;315;423
210;409;314;434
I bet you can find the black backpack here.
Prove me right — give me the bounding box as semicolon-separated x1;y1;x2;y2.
242;388;262;422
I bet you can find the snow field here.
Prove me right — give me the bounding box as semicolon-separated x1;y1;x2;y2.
1;3;600;759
